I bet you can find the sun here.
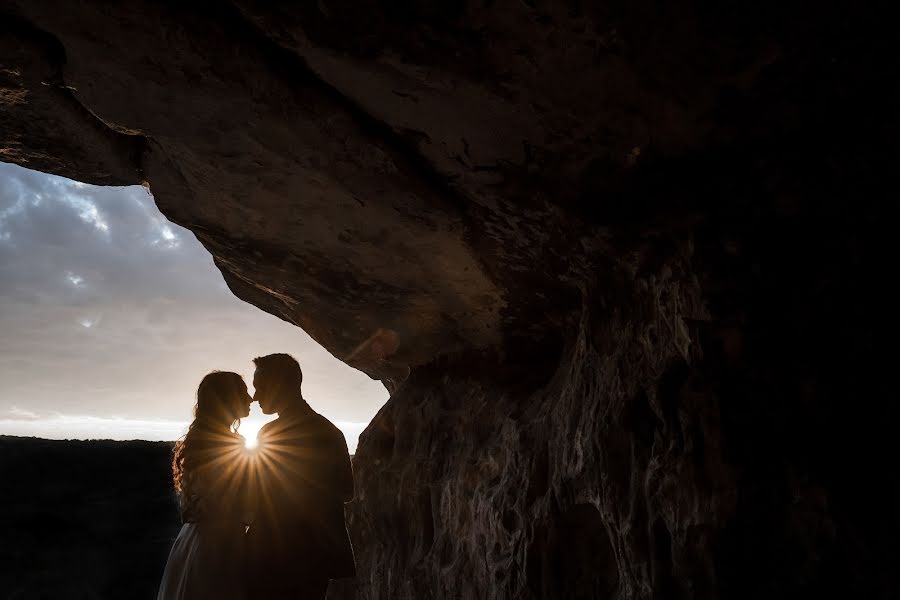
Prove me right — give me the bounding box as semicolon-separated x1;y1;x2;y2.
239;421;264;449
239;402;276;450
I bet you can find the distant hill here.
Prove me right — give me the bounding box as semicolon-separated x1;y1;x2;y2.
0;436;179;599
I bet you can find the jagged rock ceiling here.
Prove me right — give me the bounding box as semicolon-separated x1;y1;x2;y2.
6;0;877;380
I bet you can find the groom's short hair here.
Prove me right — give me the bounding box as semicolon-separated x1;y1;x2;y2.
253;353;303;387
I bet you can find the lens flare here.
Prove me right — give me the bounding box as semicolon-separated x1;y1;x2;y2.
239;403;276;450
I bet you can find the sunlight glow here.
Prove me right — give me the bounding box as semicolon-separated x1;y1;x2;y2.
0;411;186;440
238;403;276;451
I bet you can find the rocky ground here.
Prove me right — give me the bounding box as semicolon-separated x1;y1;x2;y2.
0;436;179;599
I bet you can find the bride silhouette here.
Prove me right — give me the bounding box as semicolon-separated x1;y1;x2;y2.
157;372;252;600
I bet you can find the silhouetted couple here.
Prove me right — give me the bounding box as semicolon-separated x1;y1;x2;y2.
157;354;355;600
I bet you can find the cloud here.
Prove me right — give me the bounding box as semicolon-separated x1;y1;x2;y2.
0;161;386;445
6;406;40;420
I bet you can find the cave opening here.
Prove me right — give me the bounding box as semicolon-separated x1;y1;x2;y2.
0;161;387;450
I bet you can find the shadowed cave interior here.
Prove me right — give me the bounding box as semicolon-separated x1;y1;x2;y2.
1;1;897;598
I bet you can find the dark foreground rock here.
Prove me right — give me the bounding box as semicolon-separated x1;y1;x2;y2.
2;2;897;599
0;436;179;599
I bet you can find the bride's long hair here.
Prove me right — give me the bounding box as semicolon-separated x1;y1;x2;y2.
172;371;246;511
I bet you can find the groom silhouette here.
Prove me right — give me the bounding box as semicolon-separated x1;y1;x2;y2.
247;353;356;600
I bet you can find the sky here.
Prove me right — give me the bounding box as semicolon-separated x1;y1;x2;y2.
0;161;387;452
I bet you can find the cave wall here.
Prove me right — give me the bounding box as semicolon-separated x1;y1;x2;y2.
342;248;712;599
343;213;897;600
2;1;897;598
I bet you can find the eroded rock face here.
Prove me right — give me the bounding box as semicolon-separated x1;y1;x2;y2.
1;1;896;598
343;251;712;599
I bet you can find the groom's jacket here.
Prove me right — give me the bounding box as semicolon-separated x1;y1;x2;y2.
249;405;356;582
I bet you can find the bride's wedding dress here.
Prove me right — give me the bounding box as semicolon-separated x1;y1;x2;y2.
157;433;248;600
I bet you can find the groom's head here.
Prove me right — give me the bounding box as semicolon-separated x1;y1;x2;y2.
252;353;304;415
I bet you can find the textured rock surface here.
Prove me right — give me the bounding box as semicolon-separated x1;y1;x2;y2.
2;1;897;598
